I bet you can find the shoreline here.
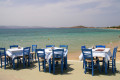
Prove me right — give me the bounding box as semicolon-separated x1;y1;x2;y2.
68;40;120;61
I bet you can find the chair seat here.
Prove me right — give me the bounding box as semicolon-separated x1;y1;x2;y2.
30;52;35;54
1;56;9;59
17;55;29;58
39;57;46;61
85;58;98;63
54;58;62;61
97;57;104;62
109;57;115;60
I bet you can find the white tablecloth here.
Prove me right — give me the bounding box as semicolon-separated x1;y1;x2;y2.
38;47;68;62
6;48;24;59
79;48;112;63
6;47;68;63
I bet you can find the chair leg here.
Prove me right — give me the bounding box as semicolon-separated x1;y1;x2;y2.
105;62;107;74
32;54;33;60
61;59;63;74
23;58;25;68
92;62;94;76
28;57;30;67
13;59;15;69
1;58;2;68
112;60;114;73
102;58;105;72
114;60;116;72
42;61;44;69
97;60;101;73
108;61;109;69
4;57;6;69
35;53;36;61
53;60;55;74
17;58;19;68
7;58;8;65
65;56;67;69
49;59;51;73
83;61;84;69
56;61;58;65
84;61;87;74
44;60;46;72
38;58;40;71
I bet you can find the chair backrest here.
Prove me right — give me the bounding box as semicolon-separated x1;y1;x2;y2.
36;49;45;58
46;45;55;48
96;45;105;48
10;45;18;49
23;47;31;56
82;49;93;61
81;46;86;50
112;46;118;60
32;45;37;52
59;45;68;49
0;48;6;56
52;49;64;59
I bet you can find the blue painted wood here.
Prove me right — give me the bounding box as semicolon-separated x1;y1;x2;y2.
49;58;51;73
59;45;68;49
23;47;31;68
82;49;101;76
96;45;106;72
108;46;118;73
10;45;18;49
36;49;46;72
46;45;55;48
0;48;7;69
31;45;37;60
59;45;68;69
81;45;86;69
96;45;106;48
52;49;64;74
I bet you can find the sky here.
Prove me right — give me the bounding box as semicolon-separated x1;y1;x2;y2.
0;0;120;28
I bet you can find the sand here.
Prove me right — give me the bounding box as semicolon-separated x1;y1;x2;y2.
0;61;120;80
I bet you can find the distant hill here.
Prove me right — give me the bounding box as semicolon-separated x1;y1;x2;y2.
106;25;120;29
70;26;87;28
61;25;96;28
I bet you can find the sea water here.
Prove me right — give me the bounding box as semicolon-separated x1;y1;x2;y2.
0;28;120;53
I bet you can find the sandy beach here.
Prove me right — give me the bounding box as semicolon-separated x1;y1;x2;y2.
0;61;120;80
0;40;120;80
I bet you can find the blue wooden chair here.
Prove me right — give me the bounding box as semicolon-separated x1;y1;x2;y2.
81;45;86;69
23;47;31;68
59;45;68;69
0;48;9;69
13;47;31;69
36;49;46;72
82;49;101;76
10;45;18;49
10;45;19;69
96;45;106;71
46;45;55;48
108;46;118;73
52;49;64;74
30;45;37;61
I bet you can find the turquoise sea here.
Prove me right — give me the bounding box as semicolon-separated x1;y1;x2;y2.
0;28;120;53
